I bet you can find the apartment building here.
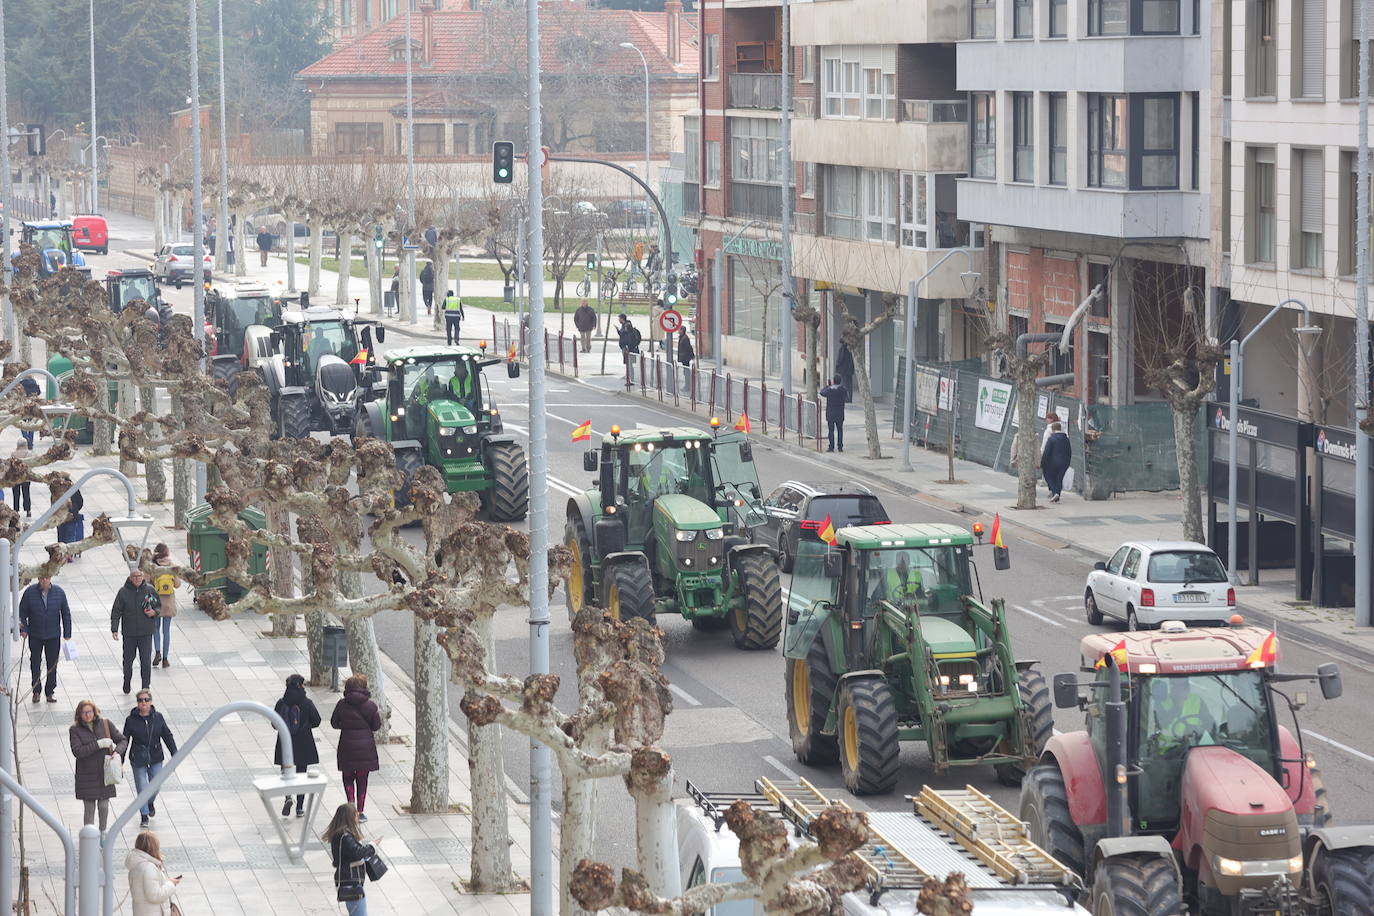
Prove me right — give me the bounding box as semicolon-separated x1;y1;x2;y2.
1214;0;1367;425
956;0;1211;405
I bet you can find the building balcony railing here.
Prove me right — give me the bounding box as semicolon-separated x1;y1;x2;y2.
729;73;784;110
899;99;967;124
729;181;782;221
682;182;701;218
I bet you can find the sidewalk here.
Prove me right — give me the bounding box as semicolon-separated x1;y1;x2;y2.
11;446;532;914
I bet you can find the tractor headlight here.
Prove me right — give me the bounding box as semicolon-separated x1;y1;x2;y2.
462;425;477;435
682;557;692;567
1215;857;1244;878
1287;855;1303;873
703;528;724;540
675;530;696;542
396;407;406;416
439;427;458;437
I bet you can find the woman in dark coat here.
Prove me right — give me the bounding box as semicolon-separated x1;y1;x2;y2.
330;674;382;821
70;699;128;831
677;333;695;368
1040;421;1073;502
273;673;322;817
836;342;856;403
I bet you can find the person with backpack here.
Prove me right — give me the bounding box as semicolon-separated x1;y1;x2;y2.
122;689;178;828
57;488;84;562
111;568;160;695
272;673;322;818
150;544;180;669
617;314;641;357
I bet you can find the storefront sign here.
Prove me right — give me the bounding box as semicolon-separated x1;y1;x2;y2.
975;379;1013;432
724;237;784;261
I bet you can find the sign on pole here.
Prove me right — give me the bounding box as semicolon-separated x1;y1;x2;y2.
659;308;683;334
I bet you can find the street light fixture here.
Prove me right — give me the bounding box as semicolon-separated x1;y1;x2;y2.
619;42;654;260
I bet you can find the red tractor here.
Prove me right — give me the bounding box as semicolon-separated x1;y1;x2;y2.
1021;620;1372;915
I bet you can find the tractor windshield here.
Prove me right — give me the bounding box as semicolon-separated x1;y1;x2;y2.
116;276;157;307
785;540;843;655
709;430;765;526
860;546;970;615
302;321;359;376
1133;670;1276;830
26;227;70;254
217;296;275;355
402;358;485;415
625;441;713;506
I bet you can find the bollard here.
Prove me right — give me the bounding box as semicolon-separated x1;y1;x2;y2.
796;396;803;446
640;354;648;396
760;382;767;435
690;365;698;410
708;369;717;416
655;358;663;401
725;374;732;419
743;380;751;431
492;314;497;347
781;390;788;439
558;331;565;371
572;339;579;377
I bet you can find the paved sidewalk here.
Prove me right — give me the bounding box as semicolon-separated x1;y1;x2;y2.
10;446;532;914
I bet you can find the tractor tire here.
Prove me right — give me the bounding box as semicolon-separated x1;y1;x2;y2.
836;677;900;796
603;560;655;624
1020;763;1086;877
564;517;593;614
690;616;730;631
394;446;424;509
486;441;529;522
996;665;1055;787
278;392;312;440
729;551;782;650
1089;854;1184;916
787;638;839;766
1086;590;1104;625
1312;847;1374;916
1298;764;1332;828
211;360;241;397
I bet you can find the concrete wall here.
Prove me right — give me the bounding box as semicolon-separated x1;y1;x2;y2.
793;118;967;173
792;0;966;46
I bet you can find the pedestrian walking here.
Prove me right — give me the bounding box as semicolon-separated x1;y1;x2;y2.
150;544;179;668
125;831;181;916
330;674;382;821
18;376;39;448
111;567;161;695
273;673;322;818
677;332;695;367
257;228;273;268
19;575;71;703
419;261;435;314
616;314;641;357
632;240;645;271
57;488;84;562
70;699;126;831
11;440;31;517
573;300;597;353
1040;411;1060;456
819;375;849;452
1041;421;1072;502
836;343;856;404
123;690;178;828
325;803;379;916
442;291;465;346
388;265;400;315
645;243;661;277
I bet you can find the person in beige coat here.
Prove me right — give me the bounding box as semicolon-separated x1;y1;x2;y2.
150;544;180;668
125;831;180;916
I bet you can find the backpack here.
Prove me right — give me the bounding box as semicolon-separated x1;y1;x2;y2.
627;326;642;350
283;703;304;735
154;572;176;596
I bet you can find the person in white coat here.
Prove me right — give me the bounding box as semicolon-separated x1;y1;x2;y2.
125;831;180;916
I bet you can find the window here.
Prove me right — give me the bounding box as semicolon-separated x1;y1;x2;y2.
413;124;444;156
862;169;898;242
705;34;720;80
900;171;928;247
1295;0;1326;98
705;140;722;188
1293;148;1325;271
824;165;860;239
1134;94;1178;189
340;0;352;27
729;258;780;340
971;93;996;179
1012;94;1034;183
1223;0;1232;94
1088;94;1127;188
1088;262;1111;318
1089;331;1111;402
1044;322;1075;375
452;123;471;155
1106;546;1130;574
1222;142;1232;253
1246;146;1276;263
864;67;897;120
801;47;815;83
683;117;700;184
1190;92;1199;190
1247;0;1276;96
1089;0;1128;34
1049;0;1068;35
1049;93;1068;185
802;162;816;198
1015;0;1035;37
821;46;894;119
972;0;996;37
1339;151;1372;273
334;122;383;155
730;118;782;184
1343;0;1373;97
1135;0;1180;33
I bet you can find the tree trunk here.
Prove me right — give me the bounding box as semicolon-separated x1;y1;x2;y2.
171;395;191;528
465;609;516;892
399;256;414;321
232;209;248;278
92;379;112;458
409;613;450;813
153;191;165;252
805;322;819;403
141;386;166;502
851;342;882;459
365;244;381;317
118;380;138;479
560;720;609;916
1014;386;1039;510
306;609;328;686
1173;400;1205;542
340;566;390;741
432;245;451;330
268;505;296;638
308;221;324;301
335;234;354;307
632;763;682;899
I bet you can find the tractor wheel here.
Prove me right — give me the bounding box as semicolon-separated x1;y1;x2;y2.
486;441;529;522
690;616;730;631
995;665;1055;787
1298;764;1332;828
1020;763;1086;877
278;392;312;440
394;446;424;509
787;638;839;766
564;517;593;614
603;560;655;624
836;677;900;796
1089;854;1184;916
211;360;241;397
1313;847;1374;916
728;551;782;650
1086;590;1104;625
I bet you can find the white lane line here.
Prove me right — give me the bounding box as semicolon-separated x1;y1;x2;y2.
763;755;800;781
1012;604;1065;628
1306;730;1374;764
547;475;583;498
669;684;703;707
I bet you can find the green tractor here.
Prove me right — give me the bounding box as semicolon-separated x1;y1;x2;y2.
784;523;1052;795
354;344;528;522
563;425;783;649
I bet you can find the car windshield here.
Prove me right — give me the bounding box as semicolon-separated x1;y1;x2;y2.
1147;550;1228;584
625;440;713;506
116;276;156;306
806;495;887;524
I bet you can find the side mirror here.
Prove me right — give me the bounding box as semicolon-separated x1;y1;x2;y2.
739;441;753;462
360;326;373;351
1093;561;1107;571
994;545;1011;571
1053;673;1080;709
823;548;843;578
583;449;599;472
1317;662;1342;700
375;325;385;343
507;361;520;379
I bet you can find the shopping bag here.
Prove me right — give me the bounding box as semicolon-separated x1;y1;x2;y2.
1062;467;1076;492
62;641;78;662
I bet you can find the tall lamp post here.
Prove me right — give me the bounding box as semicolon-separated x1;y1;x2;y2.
404;0;418;325
215;0;230;275
0;0;17;364
619;42;656;266
88;0;97;213
189;0;207;502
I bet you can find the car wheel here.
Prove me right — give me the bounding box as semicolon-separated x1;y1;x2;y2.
778;538;793;574
1127;607;1141;631
1086;590;1104;625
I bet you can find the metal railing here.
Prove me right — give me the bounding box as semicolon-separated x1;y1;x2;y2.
729;181;782;221
729;73;784;110
899;99;968;123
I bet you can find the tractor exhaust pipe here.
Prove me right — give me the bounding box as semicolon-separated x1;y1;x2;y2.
1105;661;1130;838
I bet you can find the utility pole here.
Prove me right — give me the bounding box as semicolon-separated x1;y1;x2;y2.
1356;0;1371;626
216;0;230;275
0;0;17;366
189;0;207;503
88;0;97;213
779;0;794;394
405;0;418;325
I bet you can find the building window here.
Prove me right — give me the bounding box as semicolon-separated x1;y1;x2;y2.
1134;94;1178;189
1013;93;1034;182
340;0;353;27
1048;93;1068;185
413;124;444;156
972;0;996;38
1088;94;1127;188
1190;91;1199;190
1049;0;1068;35
864;66;897;120
1088;262;1112;318
971;93;996;179
1088;330;1111;402
1014;0;1035;37
729;258;780;340
1044;322;1075;375
1343;0;1373;97
1339;150;1372;274
900;171;928;247
823;165;860;239
705;140;722;188
1246;145;1276;263
822;46;894;119
334;122;383;155
705;34;720;80
453;123;471;155
1293;148;1325;271
862;169;898;242
729;118;782;184
1247;0;1276;96
1089;0;1128;34
1223;0;1232;94
1222;142;1232;253
1295;0;1326;98
801;47;815;83
1135;0;1180;33
683;117;700;184
802;162;816;198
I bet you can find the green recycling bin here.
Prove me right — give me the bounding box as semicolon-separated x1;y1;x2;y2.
45;354;119;447
185;503;269;604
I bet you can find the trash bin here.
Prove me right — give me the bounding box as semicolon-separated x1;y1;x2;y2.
322;625;349;668
46;354;93;445
185;503;269;604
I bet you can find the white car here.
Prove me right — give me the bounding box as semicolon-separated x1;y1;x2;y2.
1085;540;1235;630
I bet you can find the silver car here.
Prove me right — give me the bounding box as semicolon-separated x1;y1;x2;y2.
1085;540;1235;630
152;243;213;288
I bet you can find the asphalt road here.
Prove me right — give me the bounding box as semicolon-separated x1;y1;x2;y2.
105;244;1374;873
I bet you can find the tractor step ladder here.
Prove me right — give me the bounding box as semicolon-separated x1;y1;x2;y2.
911;784;1077;887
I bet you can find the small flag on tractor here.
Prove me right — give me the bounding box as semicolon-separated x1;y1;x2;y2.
990;513;1005;549
1245;631;1279;667
1095;638;1129;672
507;344;517;361
734;413;751;433
572;420;592;442
350;349;369;365
818;514;838;545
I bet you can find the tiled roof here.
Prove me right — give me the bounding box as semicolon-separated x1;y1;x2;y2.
298;5;697;81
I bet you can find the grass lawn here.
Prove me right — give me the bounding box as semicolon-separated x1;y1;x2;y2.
452;297;656;316
295;256;590;284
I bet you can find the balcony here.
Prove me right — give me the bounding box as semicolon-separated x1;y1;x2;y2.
955;179;1206;239
729;181;782;221
791;232;987;300
900;99;967;124
957;35;1205;93
794;113;967;173
729;73;783;110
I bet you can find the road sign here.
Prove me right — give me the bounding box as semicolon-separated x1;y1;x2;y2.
659;309;683;334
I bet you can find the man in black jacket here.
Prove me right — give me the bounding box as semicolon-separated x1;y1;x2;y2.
819;375;849;452
18;576;71;702
111;569;160;694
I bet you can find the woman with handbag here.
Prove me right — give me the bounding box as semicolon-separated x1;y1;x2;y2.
123;690;178;828
324;803;384;916
69;699;127;831
125;830;181;916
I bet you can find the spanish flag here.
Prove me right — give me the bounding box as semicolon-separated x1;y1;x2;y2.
990;513;1005;549
1095;638;1129;672
350;349;369;365
818;514;838;545
507;344;517;361
735;413;751;433
571;420;593;442
1245;631;1279;667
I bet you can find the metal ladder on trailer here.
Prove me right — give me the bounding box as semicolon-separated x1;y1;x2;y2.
911;784;1077;887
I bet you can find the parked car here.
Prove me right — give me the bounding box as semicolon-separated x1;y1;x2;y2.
1084;540;1235;631
757;481;889;572
71;215;108;254
605;199;651;229
152;243;213;288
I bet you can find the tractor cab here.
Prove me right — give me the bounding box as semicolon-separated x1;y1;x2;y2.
105;269;161;313
18;221;88;276
258;306;382;437
206;282;281;367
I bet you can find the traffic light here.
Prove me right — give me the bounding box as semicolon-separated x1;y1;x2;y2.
373;225;384;251
492;141;514;184
25;125;45;156
664;274;679;307
585;252;597;272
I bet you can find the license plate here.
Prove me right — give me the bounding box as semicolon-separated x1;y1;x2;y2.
1174;592;1208;603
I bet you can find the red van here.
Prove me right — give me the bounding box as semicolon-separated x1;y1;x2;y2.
71;215;108;255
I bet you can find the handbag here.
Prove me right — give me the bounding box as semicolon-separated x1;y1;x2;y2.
363;850;388;882
170;902;183;916
336;862;365;902
100;720;123;787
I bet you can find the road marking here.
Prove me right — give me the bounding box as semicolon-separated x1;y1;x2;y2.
547;475;583;498
763;755;799;781
669;683;702;707
1306;730;1374;764
1012;604;1065;628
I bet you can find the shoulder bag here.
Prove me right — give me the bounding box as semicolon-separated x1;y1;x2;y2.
334;839;365;902
101;720;123;787
363;849;388;882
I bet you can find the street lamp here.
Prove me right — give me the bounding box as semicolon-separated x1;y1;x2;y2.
188;0;208;502
0;0;13;367
88;0;97;213
619;42;654;257
404;0;418;325
215;0;230;275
